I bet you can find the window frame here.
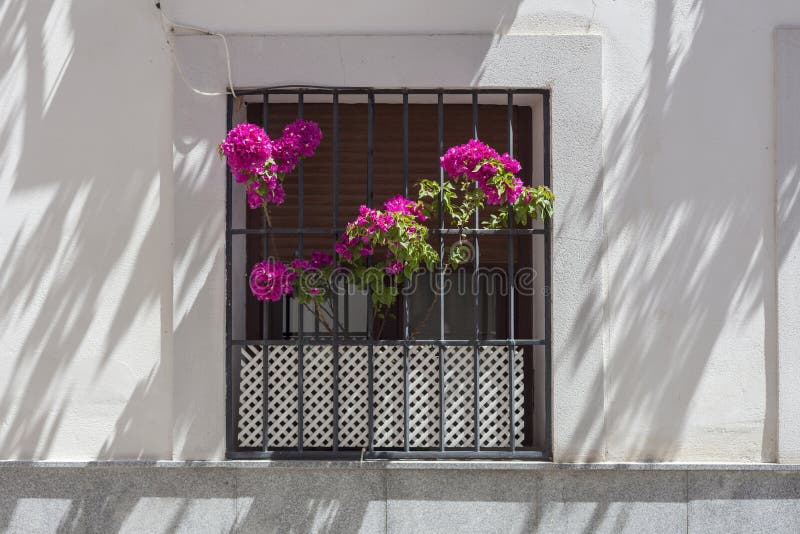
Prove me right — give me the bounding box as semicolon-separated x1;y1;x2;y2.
225;87;552;460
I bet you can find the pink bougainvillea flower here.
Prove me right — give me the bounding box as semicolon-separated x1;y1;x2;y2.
249;260;293;302
350;205;396;234
384;195;427;221
310;250;333;269
499;153;521;174
219;123;271;174
507;177;525;204
269;136;299;174
440;139;499;181
334;241;353;260
385;260;404;275
270;119;323;174
244;173;285;208
246;181;264;209
283;119;323;157
233;169;253;184
291;258;311;271
262;173;286;205
290;251;334;273
441;140;527;205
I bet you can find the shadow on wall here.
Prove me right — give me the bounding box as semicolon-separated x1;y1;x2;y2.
0;0;176;459
567;0;799;462
0;0;794;476
3;467;800;533
0;467;386;533
0;0;528;460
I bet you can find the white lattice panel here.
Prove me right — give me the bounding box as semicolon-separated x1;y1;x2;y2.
444;347;475;447
237;345;264;448
267;345;299;447
407;345;441;447
338;345;369;447
302;346;334;447
237;344;525;450
480;347;525;447
373;347;405;447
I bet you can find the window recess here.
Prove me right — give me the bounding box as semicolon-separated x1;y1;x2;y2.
227;88;552;460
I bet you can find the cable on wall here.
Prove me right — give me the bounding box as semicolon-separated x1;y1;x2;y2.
154;1;237;98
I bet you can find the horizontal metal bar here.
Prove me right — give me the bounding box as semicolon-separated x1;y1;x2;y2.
231;227;545;236
231;228;340;235
234;87;548;96
227;449;548;460
232;339;542;346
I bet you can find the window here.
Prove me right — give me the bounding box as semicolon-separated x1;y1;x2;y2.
227;88;551;459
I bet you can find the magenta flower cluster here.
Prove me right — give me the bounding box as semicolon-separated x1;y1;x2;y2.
385;260;404;275
231;119;554;310
249;259;294;302
246;174;285;209
334;236;359;261
251;250;333;302
290;250;333;272
220;120;322;210
440;139;524;205
334;234;376;261
219;123;272;176
384;195;428;221
335;195;427;274
349;205;396;234
271;119;323;174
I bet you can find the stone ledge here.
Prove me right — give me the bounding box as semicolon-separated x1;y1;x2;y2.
3;460;800;471
3;464;800;532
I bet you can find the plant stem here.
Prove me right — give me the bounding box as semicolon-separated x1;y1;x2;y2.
375;305;387;340
304;302;334;335
262;205;278;259
316;299;346;333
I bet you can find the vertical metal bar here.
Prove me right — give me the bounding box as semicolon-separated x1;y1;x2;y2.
261;91;270;452
225;94;234;455
543;91;553;458
310;93;319;337
367;91;375;200
332;90;340;451
403;92;409;198
471;91;481;452
367;90;375;452
297;92;305;452
284;298;290;338
472;92;479;139
402;91;411;452
344;286;350;334
507;91;517;451
437;92;446;451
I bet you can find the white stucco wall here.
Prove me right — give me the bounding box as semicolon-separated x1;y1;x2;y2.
776;29;800;464
3;0;800;461
0;0;172;459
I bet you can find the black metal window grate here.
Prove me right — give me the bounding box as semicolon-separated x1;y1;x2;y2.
226;87;552;460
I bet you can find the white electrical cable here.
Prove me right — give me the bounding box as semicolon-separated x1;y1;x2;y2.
155;2;237;98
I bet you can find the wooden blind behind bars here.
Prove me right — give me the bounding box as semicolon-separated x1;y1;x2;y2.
245;102;534;263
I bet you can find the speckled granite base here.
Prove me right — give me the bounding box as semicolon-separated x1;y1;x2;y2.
1;463;800;533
